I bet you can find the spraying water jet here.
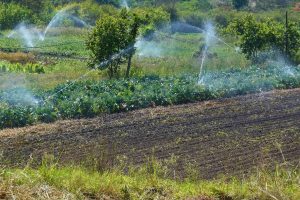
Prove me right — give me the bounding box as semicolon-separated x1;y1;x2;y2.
7;7;90;45
121;0;129;9
198;22;217;84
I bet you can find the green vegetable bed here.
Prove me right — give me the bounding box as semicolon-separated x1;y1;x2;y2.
1;64;300;129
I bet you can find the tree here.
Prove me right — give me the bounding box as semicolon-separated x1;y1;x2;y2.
154;0;178;21
228;15;300;62
122;11;141;78
232;0;248;9
228;15;268;59
0;0;54;25
86;9;140;79
0;2;32;29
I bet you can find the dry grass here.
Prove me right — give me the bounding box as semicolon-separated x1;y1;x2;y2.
0;52;36;64
0;184;75;199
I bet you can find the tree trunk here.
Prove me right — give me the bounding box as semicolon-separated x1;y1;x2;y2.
108;65;113;79
126;55;132;78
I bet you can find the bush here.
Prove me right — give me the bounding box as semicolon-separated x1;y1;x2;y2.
227;15;300;61
0;3;32;30
75;1;118;25
214;14;228;28
184;14;205;29
132;7;170;30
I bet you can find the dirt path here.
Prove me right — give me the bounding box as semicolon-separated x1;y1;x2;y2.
1;89;300;178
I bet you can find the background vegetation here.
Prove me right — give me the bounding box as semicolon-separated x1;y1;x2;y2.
0;1;300;197
0;0;299;127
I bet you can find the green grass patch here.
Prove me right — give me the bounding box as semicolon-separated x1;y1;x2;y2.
0;160;298;199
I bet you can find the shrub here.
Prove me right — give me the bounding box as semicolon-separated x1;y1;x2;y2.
227;15;300;61
0;3;32;30
184;14;205;29
61;1;118;26
214;14;228;28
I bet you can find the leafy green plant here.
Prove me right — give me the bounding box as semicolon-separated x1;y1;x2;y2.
227;14;300;62
0;62;45;74
0;3;32;29
1;63;300;130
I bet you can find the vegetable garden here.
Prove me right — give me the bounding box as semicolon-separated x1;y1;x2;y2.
1;64;300;129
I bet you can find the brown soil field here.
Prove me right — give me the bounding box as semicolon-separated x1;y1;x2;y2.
0;89;300;179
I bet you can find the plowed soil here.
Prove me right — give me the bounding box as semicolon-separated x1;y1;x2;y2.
1;89;300;179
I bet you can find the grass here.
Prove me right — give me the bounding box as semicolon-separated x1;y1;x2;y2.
0;158;299;200
0;28;89;60
0;30;249;90
0;60;100;90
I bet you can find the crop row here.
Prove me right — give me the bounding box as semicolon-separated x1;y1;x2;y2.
0;62;45;74
0;64;300;129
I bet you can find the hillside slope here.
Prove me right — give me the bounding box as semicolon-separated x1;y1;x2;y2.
1;89;300;178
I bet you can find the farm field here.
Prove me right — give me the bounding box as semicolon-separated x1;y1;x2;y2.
1;0;300;199
1;88;299;179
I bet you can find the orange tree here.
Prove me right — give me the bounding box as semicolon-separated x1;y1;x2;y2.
227;15;300;62
86;9;140;79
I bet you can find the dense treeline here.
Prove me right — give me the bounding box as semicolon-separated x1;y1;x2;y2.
0;0;173;29
0;0;54;29
1;0;299;30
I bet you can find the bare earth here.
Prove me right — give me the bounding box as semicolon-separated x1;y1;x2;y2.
1;89;300;179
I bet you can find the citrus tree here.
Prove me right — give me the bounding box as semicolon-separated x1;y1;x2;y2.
228;15;300;62
86;9;140;79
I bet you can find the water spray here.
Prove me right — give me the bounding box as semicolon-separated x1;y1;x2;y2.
170;22;235;50
121;0;129;9
7;7;90;45
41;46;133;105
198;22;217;84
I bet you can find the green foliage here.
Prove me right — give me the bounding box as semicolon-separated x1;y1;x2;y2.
69;1;118;25
155;0;179;21
1;64;300;129
86;9;141;78
0;62;45;74
232;0;249;9
183;13;205;28
227;15;300;61
254;0;289;10
195;0;213;10
214;14;229;27
131;7;170;37
0;0;54;28
132;7;170;29
0;3;32;29
0;160;299;199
